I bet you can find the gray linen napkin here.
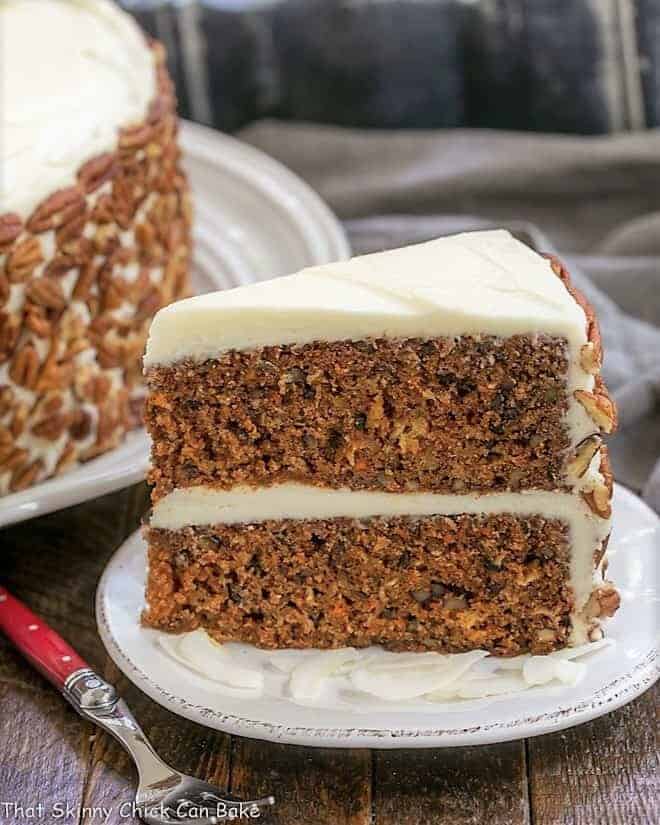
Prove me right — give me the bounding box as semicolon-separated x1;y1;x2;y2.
241;121;660;510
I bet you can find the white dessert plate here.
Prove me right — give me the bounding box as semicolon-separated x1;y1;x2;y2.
0;121;349;528
97;484;659;748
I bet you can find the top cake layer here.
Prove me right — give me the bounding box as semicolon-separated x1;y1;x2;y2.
1;0;156;217
145;230;588;367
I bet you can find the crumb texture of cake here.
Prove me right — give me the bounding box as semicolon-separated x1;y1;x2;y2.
143;230;618;655
144;513;572;656
0;0;191;494
147;335;571;499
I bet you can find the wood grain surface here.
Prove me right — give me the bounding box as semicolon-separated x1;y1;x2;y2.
0;482;658;825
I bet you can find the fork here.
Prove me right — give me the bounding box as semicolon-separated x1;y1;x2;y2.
0;585;275;824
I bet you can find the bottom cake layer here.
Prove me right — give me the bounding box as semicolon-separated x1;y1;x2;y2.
145;512;580;656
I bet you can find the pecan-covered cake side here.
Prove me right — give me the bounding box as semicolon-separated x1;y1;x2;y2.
0;40;191;495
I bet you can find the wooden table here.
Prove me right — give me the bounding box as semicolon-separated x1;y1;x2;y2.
1;484;657;825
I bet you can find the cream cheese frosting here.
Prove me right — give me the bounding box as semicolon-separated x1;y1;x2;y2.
145;230;587;363
0;0;156;217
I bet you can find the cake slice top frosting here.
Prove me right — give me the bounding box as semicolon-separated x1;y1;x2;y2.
1;0;156;216
146;230;588;367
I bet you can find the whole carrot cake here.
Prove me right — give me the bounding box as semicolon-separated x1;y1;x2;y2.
143;230;618;656
0;0;190;494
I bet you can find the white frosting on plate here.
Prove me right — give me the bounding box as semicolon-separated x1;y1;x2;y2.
1;0;156;217
145;230;597;447
157;629;613;709
151;480;611;637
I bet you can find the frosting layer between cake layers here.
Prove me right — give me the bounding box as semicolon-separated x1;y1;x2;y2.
1;0;156;217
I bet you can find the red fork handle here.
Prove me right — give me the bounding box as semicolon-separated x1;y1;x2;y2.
0;585;89;689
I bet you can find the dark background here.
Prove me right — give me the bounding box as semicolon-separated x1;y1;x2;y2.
121;0;659;134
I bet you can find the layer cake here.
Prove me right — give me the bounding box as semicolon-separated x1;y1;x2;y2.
143;230;619;656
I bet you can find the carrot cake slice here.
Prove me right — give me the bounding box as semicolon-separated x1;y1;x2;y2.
142;229;618;656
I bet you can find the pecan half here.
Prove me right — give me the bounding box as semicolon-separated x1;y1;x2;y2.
26;277;66;312
27;187;85;234
10;459;44;492
32;412;71;441
0;447;28;473
119;123;153;151
147;94;168;125
136;286;163;321
567;435;602;479
56;213;87;250
574;389;617;434
55;441;77;475
9;345;40;389
10;403;28;439
580;341;602;375
72;260;98;301
582;485;612;519
0;298;16;347
96;222;118;252
45;253;83;280
112;178;135;229
91;194;116;224
0;387;14;417
584;480;612;526
37;360;75;394
76;373;112;405
78;153;118;194
69;409;92;441
0;213;23;248
582;444;613;519
135;221;156;253
6;237;44;282
34;392;64;418
24;306;52;338
96;339;123;369
584;583;620;620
